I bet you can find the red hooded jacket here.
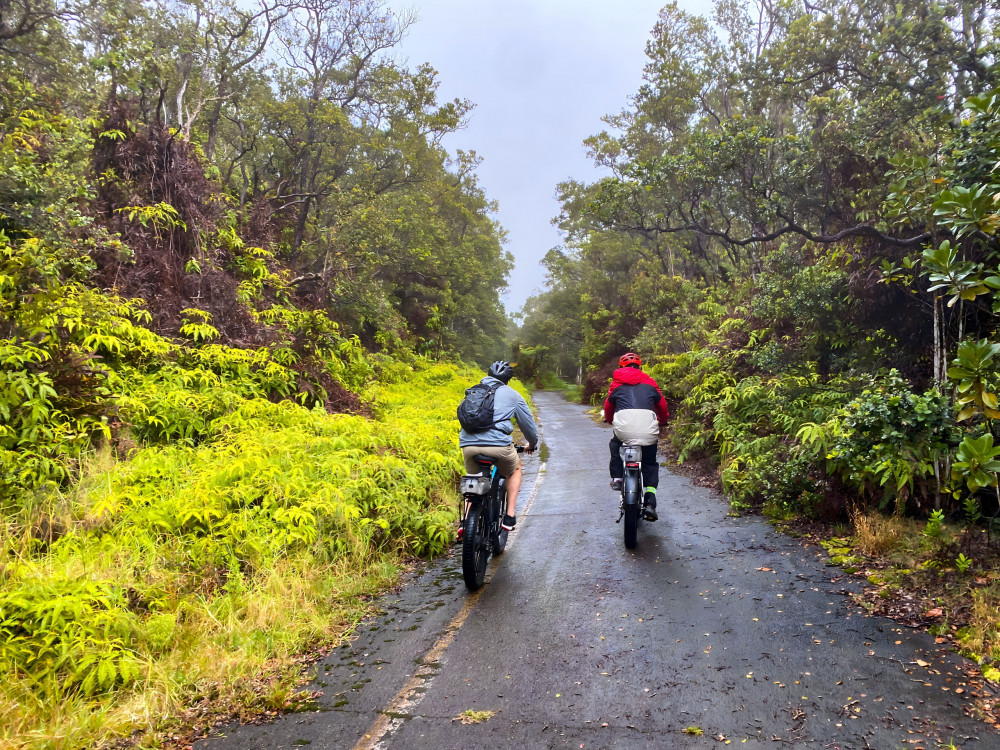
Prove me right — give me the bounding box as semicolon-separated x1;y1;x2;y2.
603;367;670;425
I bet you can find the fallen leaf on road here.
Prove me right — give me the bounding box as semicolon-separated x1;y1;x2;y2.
454;709;495;724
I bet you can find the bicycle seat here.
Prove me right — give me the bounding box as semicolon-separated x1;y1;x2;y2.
472;454;496;466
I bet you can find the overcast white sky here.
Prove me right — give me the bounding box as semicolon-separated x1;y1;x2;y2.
395;0;713;314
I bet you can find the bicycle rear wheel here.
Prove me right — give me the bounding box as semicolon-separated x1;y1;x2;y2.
623;503;639;549
462;505;489;590
623;470;640;549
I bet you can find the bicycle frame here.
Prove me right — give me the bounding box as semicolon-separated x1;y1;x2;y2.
472;464;504;530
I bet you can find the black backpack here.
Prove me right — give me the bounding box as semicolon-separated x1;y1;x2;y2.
457;383;501;432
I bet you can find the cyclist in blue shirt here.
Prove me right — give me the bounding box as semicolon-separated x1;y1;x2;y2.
459;361;538;532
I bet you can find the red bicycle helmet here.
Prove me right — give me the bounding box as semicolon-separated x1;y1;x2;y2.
619;352;642;368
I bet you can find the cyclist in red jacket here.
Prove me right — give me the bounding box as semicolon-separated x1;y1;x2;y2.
603;352;669;521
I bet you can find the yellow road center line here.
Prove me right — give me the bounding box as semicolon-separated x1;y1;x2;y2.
351;459;547;750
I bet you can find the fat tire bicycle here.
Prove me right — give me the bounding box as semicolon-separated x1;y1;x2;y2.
460;446;525;591
616;444;644;549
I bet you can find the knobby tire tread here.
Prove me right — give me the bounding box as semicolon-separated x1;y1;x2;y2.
462;505;488;590
623;503;639;549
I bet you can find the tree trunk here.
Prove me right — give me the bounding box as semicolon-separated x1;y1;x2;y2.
933;295;942;384
293;196;312;250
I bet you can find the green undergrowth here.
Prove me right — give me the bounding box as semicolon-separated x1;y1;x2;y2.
1;229;376;505
645;274;956;518
534;373;581;401
0;359;492;749
0;103;520;747
820;513;1000;689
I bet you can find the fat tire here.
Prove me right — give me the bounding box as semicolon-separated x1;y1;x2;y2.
492;527;508;555
623;503;639;549
623;470;641;549
462;505;489;590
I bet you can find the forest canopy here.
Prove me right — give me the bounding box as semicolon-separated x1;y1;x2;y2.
1;0;512;361
518;0;1000;519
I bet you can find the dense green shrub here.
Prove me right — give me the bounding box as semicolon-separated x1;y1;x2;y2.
0;358;482;742
0;577;142;696
812;373;955;510
649;348;736;463
1;225;375;502
709;373;850;512
652;343;955;515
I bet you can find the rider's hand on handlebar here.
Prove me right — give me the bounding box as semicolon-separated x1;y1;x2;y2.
524;443;536;454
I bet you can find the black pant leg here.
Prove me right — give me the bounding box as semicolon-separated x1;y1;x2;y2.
609;435;624;479
641;442;659;489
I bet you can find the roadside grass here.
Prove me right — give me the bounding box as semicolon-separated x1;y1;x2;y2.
0;360;483;749
0;557;394;749
818;511;1000;728
850;506;906;556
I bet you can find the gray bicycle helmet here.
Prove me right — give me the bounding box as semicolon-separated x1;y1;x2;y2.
488;360;514;383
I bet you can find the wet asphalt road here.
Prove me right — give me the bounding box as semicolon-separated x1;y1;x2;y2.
198;392;999;749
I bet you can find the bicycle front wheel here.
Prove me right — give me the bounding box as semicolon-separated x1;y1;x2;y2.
462;505;489;591
491;484;508;555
